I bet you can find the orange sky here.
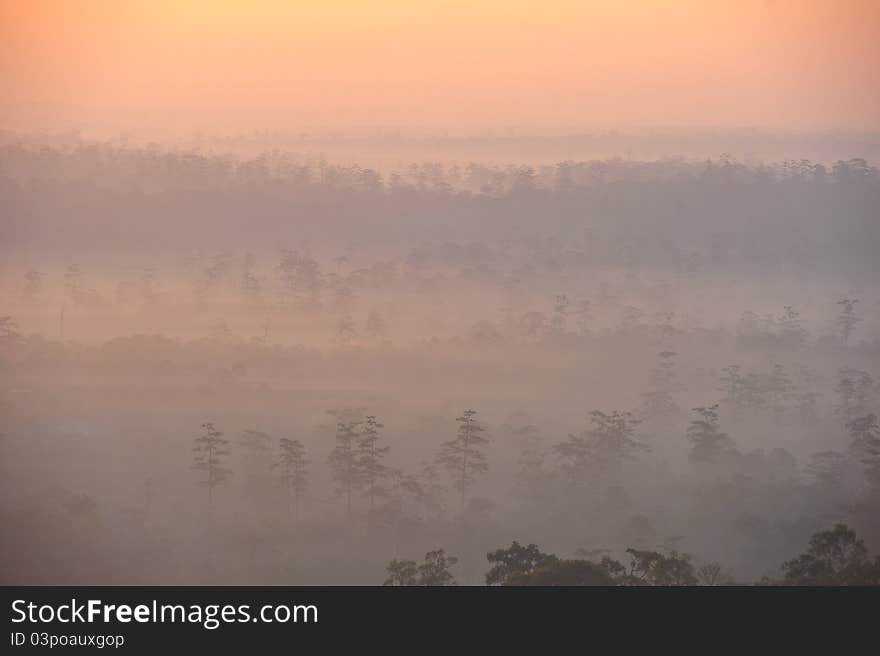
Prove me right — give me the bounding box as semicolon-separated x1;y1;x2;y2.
1;0;878;136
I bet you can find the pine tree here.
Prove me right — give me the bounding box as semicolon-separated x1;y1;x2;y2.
437;409;489;513
836;298;861;345
275;438;309;522
192;422;232;513
328;420;362;519
357;415;390;511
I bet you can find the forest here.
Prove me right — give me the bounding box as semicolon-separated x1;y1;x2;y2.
1;138;878;585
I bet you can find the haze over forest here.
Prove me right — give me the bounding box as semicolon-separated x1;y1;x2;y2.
1;1;879;586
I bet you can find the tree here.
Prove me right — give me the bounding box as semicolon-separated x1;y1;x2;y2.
437;409;489;513
383;558;419;586
848;414;880;488
418;549;459;586
357;415;390;511
587;410;646;469
686;405;738;465
777;305;807;345
836;298;861;345
328;420;362;519
274;438;308;521
383;549;458;586
0;316;22;345
696;562;732;586
607;548;698;586
781;524;880;585
192;422;232;513
554;410;645;487
485;541;558;585
834;368;874;425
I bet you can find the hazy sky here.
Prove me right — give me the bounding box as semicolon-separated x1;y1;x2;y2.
1;0;878;136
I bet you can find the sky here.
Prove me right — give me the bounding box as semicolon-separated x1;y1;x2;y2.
1;0;878;137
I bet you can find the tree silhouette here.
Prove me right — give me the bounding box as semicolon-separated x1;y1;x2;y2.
418;549;459;586
606;548;698;586
357;415;390;512
777;305;807;345
781;524;880;585
686;405;737;465
554;410;646;487
848;414;880;489
192;422;232;513
587;410;647;469
382;558;419;586
0;316;22;345
437;409;489;513
696;562;732;586
834;368;874;425
383;549;458;586
274;438;309;522
485;541;558;585
836;298;861;345
328;420;362;519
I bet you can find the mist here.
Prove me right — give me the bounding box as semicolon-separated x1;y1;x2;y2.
2;0;880;588
1;134;878;585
